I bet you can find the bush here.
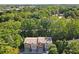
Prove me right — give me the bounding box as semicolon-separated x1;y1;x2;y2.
48;44;58;54
4;47;19;54
49;40;79;54
63;40;79;54
0;45;19;54
55;40;68;54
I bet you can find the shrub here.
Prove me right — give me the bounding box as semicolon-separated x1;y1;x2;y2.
63;40;79;54
0;45;19;54
55;40;68;54
48;44;58;54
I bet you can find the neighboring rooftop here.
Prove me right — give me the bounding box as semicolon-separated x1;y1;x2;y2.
24;37;37;44
24;37;52;45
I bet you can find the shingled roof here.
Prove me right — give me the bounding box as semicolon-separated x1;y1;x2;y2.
24;37;37;44
24;37;49;44
38;37;46;43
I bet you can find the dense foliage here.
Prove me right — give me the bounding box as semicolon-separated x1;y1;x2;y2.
48;39;79;54
0;5;79;54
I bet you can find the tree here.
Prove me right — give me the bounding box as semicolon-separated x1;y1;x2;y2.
51;18;67;40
